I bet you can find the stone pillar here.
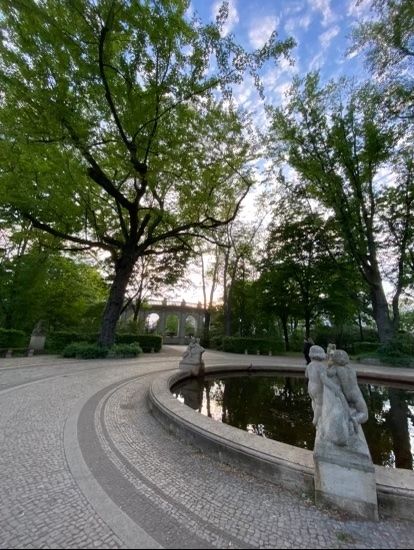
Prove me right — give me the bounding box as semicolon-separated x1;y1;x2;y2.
178;311;186;344
313;429;378;520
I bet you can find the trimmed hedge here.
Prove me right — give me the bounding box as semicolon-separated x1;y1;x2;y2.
62;342;143;359
222;336;285;355
0;328;29;349
47;331;162;353
352;342;379;355
45;331;84;353
135;334;162;352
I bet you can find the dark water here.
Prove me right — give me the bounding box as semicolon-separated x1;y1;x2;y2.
173;372;414;470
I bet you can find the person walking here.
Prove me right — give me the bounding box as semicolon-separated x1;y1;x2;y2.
303;337;314;365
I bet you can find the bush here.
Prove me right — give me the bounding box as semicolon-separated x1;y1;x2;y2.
222;336;285;355
0;328;29;348
62;342;108;359
107;343;142;358
45;331;85;353
351;342;379;355
136;334;162;352
378;332;414;358
62;341;143;359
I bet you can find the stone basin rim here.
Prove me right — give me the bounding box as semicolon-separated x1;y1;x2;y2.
148;363;414;521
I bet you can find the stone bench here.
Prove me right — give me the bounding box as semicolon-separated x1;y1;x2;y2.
0;347;36;358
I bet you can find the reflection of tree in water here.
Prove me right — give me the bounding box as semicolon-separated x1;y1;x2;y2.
361;385;414;469
175;375;414;469
386;389;414;469
217;375;315;449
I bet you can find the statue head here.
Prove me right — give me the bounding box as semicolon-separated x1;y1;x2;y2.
331;349;349;366
309;345;326;361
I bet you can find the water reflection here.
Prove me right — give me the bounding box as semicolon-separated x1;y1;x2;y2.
173;373;414;470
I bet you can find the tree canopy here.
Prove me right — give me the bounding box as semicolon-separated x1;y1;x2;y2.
0;0;294;345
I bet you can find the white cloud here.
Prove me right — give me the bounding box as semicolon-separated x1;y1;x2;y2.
308;51;325;71
347;0;371;19
319;25;340;49
248;15;279;49
212;0;239;37
284;13;312;35
308;0;336;27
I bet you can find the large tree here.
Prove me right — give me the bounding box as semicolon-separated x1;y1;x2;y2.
267;74;413;343
0;0;294;345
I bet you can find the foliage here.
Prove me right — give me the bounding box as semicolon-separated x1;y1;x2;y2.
352;342;379;355
222;336;285;355
62;341;142;358
107;342;142;358
62;342;109;359
267;73;413;343
0;0;294;346
135;334;163;352
0;328;28;349
0;250;108;333
350;0;414;120
45;331;85;353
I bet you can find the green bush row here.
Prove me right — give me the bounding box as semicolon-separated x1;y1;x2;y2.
351;342;379;355
45;331;162;353
62;342;143;359
0;328;29;349
222;336;285;355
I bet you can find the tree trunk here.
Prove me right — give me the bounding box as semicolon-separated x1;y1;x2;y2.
370;283;395;344
281;315;290;351
98;254;136;347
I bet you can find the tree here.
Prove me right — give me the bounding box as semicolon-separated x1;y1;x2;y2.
0;0;294;346
0;249;107;332
267;74;412;343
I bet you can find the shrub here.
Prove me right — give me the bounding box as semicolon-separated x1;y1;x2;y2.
107;343;143;358
222;336;285;355
45;331;84;353
62;342;108;359
136;334;162;352
351;342;379;355
0;328;29;348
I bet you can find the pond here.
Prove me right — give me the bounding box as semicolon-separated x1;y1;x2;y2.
172;371;414;470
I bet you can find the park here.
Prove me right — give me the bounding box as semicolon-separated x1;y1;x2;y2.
0;0;413;548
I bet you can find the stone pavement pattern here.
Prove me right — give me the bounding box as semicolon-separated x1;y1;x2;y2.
0;349;413;549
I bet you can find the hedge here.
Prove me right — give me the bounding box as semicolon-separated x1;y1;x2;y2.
45;331;85;352
0;328;29;349
135;334;162;352
351;342;379;355
222;336;285;355
62;342;143;359
46;330;162;353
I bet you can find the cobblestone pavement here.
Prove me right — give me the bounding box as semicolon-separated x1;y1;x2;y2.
0;350;413;549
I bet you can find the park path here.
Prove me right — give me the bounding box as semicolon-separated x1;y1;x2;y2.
0;348;413;549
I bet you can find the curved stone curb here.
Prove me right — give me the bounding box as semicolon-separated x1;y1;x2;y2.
64;385;162;549
148;364;414;521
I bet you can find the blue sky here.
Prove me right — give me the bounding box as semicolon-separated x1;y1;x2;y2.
188;0;371;109
172;1;375;302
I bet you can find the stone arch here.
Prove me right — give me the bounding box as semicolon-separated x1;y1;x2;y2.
184;314;197;337
165;313;180;337
144;312;160;333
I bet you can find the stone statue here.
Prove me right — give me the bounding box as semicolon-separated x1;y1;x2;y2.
309;348;378;520
305;345;327;428
179;337;205;376
319;349;368;447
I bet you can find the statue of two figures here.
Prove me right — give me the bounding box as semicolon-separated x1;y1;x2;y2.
306;345;378;520
179;337;205;377
306;346;368;447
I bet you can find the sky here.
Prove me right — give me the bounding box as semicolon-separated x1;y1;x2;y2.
160;0;376;304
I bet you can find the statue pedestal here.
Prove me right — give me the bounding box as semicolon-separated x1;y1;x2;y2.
179;360;205;377
314;429;378;520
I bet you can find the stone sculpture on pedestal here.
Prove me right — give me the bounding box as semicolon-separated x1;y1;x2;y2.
307;346;378;520
179;337;205;377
